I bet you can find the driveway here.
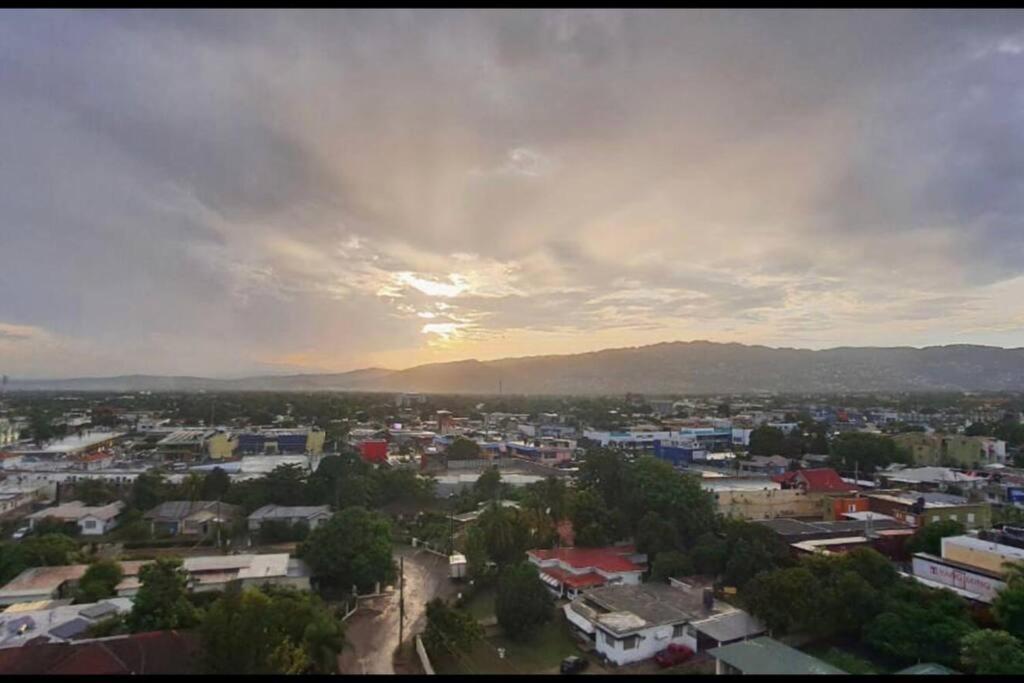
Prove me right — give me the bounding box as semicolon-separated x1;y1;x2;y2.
337;545;458;674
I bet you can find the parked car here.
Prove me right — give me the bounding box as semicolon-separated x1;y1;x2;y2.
560;656;589;674
654;643;694;668
11;526;29;540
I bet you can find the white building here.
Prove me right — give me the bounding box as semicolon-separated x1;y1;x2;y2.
564;582;765;666
26;501;125;536
528;545;647;600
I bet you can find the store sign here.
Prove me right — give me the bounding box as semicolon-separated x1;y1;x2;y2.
912;556;1006;603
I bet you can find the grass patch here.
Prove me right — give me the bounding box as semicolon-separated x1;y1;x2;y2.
433;614;586;674
459;587;496;622
802;644;891;675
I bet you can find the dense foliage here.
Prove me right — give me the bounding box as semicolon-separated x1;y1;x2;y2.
300;507;396;593
495;562;554;641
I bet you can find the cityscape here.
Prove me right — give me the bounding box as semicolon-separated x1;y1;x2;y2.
4;7;1024;678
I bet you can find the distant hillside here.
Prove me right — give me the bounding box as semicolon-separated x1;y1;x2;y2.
8;341;1024;395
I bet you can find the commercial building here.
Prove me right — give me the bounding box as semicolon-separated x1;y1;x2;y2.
26;501;125;536
247;504;332;532
910;552;1007;604
156;429;236;461
528;545;647;599
708;636;847;675
235;427;325;455
6;431;126;461
939;534;1024;579
772;468;858;495
506;440;574;465
564;582;764;666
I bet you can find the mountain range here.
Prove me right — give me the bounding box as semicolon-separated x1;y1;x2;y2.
7;341;1024;395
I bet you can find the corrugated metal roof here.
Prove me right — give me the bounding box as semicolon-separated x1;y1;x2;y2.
708;637;847;675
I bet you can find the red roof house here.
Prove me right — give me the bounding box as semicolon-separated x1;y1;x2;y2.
0;630;200;675
772;468;857;494
527;545;647;599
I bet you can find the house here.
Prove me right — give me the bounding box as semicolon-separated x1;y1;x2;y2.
26;501;125;536
144;500;241;536
527;545;647;599
772;468;857;494
738;456;793;477
0;598;133;649
564;582;764;666
0;630;200;674
247;505;332;532
0;554;310;606
708;636;847;675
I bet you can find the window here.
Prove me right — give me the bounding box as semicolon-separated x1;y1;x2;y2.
673;624;685;638
623;636;639;650
83;520;96;529
968;513;975;523
932;515;940;522
949;514;957;521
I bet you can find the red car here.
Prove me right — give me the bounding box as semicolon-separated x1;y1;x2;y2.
654;644;694;668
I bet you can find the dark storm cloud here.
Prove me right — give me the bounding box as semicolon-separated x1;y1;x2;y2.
2;9;1024;377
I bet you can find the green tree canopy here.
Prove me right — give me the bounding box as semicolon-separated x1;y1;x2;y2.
76;560;123;603
422;598;483;658
74;479;118;506
446;437;482;461
961;629;1024;674
126;558;200;633
300;507;396;593
495;563;553;641
905;519;965;556
829;433;910;474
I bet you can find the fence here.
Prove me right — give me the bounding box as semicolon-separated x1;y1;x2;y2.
415;635;435;675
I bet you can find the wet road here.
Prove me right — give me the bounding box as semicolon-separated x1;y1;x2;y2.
337;545;458;674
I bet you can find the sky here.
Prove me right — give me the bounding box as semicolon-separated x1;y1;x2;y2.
2;9;1024;379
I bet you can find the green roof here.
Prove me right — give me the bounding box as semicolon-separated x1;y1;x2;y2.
895;663;959;675
708;637;848;675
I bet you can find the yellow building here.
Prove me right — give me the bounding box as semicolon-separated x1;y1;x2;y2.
940;535;1024;578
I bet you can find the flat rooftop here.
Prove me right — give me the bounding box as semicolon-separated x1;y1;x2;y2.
10;432;126;455
755;518;908;539
574;583;723;635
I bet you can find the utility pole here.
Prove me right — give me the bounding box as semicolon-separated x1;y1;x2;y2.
398;556;405;647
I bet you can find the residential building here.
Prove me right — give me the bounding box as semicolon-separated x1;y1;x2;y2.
564;582;764;666
772;468;858;495
708;636;847;675
0;598;133;649
247;504;332;532
865;491;991;529
894;433;1007;467
0;554;309;606
0;630;200;674
527;545;647;599
26;501;125;536
144;500;241;536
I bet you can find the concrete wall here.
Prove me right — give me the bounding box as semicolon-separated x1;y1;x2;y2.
595;623;696;666
715;489;822;520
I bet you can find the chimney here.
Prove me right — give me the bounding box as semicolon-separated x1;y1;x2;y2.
702;588;714;611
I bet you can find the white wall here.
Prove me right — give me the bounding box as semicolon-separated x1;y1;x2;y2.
595;623;696;666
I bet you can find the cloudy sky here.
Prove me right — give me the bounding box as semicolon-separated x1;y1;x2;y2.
2;9;1024;378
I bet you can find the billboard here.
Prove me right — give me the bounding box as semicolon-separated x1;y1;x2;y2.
1008;487;1024;504
912;555;1006;603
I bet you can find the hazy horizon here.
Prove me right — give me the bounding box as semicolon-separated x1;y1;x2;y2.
3;9;1024;378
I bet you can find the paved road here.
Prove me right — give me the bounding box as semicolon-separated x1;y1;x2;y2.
337;545;458;674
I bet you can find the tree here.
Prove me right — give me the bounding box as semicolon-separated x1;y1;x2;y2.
864;583;976;667
650;551;694;582
829;433;910;474
19;533;78;566
473;466;502;502
126;558;200;632
265;464;310;506
201;467;231;500
201;585;344;674
961;629;1024;674
113;508;153;543
129;471;170;511
29;517;80;537
741;566;817;634
495;563;553;641
74;479;117;506
905;519;965;556
300;507;396;593
446;437;482;461
690;533;729;576
749;426;786;456
476;503;531;565
76;560;123;603
994;581;1024;640
569;488;613;547
422;598;483;658
177;472;204;502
